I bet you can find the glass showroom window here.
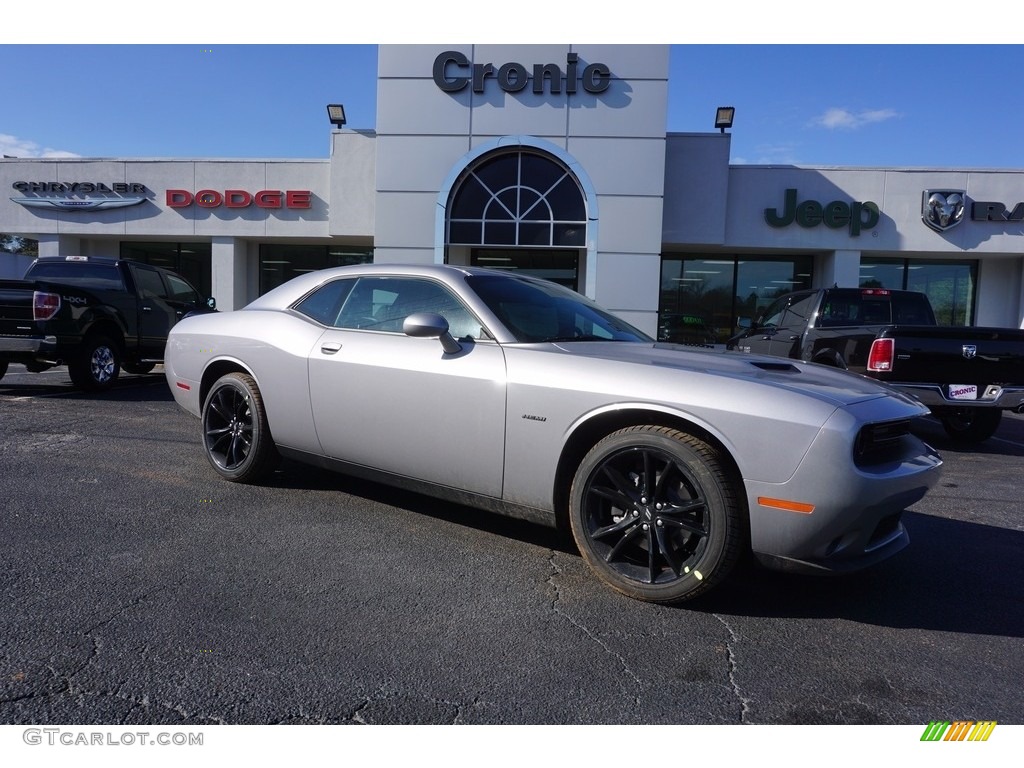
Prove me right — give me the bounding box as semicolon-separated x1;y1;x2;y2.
449;150;586;290
259;245;373;294
121;242;211;298
860;257;977;325
659;255;813;344
471;249;580;289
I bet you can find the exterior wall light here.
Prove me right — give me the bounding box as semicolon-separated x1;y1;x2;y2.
715;106;735;133
327;104;347;128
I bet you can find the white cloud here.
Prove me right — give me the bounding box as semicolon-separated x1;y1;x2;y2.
0;133;80;158
734;143;802;165
812;108;899;130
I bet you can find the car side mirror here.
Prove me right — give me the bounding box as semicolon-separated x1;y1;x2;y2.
403;312;462;354
205;296;217;310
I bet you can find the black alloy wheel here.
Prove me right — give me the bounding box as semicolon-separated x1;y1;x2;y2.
202;372;278;483
570;425;743;604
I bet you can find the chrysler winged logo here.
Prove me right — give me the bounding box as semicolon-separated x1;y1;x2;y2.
963;344;977;359
11;196;146;211
922;190;966;232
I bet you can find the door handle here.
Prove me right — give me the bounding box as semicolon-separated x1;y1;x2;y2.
320;342;342;355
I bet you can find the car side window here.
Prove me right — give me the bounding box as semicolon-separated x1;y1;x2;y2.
759;296;789;328
818;298;860;327
131;266;168;299
165;273;200;304
781;293;816;326
335;277;485;339
292;279;356;326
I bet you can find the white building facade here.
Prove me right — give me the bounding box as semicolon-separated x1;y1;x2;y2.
3;44;1023;339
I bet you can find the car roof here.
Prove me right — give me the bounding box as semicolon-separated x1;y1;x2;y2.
245;262;548;311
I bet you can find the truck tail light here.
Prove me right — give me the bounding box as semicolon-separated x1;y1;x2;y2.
33;291;61;321
867;338;894;372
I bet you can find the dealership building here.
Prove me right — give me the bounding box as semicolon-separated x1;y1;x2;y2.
3;44;1024;340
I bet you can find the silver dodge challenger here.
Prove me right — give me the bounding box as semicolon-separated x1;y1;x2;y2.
165;264;942;604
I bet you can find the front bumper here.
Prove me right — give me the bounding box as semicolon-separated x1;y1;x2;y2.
745;403;942;575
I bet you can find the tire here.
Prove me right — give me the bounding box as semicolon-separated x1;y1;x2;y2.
123;362;156;375
569;425;743;604
201;372;278;483
939;408;1003;444
68;334;121;392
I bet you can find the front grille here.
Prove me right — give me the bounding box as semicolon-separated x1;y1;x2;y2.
854;419;911;464
867;513;903;549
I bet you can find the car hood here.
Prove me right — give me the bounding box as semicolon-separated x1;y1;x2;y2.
546;341;925;410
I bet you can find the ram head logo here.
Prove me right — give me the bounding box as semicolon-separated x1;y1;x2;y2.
922;190;966;232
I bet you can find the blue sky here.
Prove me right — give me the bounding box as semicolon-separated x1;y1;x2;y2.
3;38;1023;170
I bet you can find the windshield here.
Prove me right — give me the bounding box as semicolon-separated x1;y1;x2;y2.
466;274;652;343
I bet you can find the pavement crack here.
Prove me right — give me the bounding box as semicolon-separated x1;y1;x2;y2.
82;580;183;636
713;613;754;723
546;552;643;694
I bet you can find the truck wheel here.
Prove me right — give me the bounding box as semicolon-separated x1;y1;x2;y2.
939;408;1003;444
69;335;122;392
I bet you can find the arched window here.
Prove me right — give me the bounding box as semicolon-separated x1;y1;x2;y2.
447;151;586;248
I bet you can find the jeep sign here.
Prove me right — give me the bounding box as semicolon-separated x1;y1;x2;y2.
765;188;880;236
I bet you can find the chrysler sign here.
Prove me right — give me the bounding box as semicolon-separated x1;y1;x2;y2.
10;180;149;211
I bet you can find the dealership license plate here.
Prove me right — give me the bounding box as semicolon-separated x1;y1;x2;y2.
949;384;978;400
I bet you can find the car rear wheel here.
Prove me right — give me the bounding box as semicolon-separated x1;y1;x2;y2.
69;334;121;392
569;426;743;604
202;372;278;483
939;408;1002;444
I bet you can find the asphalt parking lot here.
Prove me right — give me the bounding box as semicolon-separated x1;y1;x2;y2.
1;363;1022;726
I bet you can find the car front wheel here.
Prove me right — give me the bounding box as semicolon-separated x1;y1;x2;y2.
569;425;743;604
202;372;278;483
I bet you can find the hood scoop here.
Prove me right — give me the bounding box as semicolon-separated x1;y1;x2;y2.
750;361;801;373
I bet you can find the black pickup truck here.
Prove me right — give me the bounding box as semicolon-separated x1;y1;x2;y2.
0;256;214;392
727;287;1024;443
